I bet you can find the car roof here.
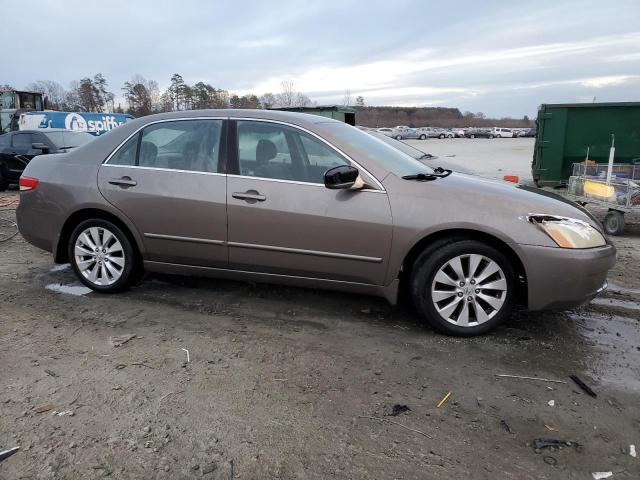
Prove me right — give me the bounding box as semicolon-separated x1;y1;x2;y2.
15;128;79;134
122;109;343;131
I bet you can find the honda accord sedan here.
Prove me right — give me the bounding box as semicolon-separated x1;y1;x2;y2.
16;109;616;335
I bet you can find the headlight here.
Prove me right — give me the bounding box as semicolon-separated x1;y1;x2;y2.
528;214;606;248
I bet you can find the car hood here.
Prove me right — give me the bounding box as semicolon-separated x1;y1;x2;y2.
382;172;603;247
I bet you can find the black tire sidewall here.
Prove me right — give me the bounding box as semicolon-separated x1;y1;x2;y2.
410;239;516;336
604;211;625;235
68;219;137;293
0;165;8;191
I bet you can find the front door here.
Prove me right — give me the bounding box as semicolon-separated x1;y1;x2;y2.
226;119;392;285
98;118;228;268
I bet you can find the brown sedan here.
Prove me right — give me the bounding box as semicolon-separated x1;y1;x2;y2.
16;110;615;335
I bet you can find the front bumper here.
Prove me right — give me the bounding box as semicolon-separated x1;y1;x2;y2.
517;243;616;311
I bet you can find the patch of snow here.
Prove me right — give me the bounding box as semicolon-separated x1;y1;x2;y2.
49;263;71;272
45;283;91;296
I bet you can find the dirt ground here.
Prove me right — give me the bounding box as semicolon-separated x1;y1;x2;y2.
1;188;639;480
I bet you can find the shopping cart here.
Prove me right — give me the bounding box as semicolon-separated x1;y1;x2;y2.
567;162;640;235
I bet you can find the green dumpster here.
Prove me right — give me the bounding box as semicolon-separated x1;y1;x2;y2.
532;102;640;187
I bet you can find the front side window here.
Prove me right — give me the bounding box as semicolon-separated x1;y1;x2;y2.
236;121;348;183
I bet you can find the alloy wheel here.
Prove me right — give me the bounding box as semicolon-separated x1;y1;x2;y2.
430;254;507;327
74;227;125;286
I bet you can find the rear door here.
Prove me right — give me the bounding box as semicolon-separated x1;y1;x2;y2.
98;118;229;268
226;119;392;285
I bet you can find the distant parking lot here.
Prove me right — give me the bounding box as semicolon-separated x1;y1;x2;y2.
405;137;535;183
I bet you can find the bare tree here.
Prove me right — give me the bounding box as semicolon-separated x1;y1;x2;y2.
342;89;352;106
26;80;66;110
279;80;295;107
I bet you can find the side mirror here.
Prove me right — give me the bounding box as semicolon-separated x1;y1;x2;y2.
324;165;360;190
32;142;50;154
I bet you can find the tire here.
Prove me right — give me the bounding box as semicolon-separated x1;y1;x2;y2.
439;134;445;139
496;134;501;138
603;210;625;236
410;238;515;336
489;134;494;139
395;135;402;140
469;134;475;139
419;134;427;140
0;165;8;192
68;219;138;293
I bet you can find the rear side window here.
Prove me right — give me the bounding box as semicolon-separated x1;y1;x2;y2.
109;133;139;166
107;120;223;172
12;133;33;147
0;134;9;146
139;120;222;172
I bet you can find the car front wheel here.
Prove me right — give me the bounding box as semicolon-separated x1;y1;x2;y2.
410;239;515;335
419;134;426;140
68;219;138;293
395;135;402;140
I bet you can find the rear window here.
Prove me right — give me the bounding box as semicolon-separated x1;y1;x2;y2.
44;131;94;149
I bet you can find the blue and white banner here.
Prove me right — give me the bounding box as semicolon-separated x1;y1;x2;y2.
19;111;134;136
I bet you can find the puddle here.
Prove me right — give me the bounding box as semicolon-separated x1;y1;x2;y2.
49;263;70;272
45;283;92;296
567;311;640;392
591;297;640;311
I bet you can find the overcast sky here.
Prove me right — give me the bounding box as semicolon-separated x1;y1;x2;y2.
3;0;640;117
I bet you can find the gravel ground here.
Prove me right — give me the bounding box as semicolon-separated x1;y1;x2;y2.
1;176;639;479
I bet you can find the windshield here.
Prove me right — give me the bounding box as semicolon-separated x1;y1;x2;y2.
319;122;433;176
44;131;94;148
368;131;433;159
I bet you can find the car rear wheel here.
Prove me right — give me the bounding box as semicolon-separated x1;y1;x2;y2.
419;134;427;140
439;134;445;139
68;219;138;293
410;239;515;336
469;134;475;139
489;134;494;139
395;135;402;140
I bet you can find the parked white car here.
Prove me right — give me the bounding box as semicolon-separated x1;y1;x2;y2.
490;127;514;138
377;128;395;137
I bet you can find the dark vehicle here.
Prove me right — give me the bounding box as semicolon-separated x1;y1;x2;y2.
368;131;473;174
521;128;536;137
465;129;494;139
0;129;93;190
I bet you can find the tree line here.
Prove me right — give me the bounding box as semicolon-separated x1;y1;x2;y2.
353;106;533;128
22;74;312;118
12;74;533;127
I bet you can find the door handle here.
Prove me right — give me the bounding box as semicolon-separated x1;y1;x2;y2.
109;177;137;187
232;191;266;202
